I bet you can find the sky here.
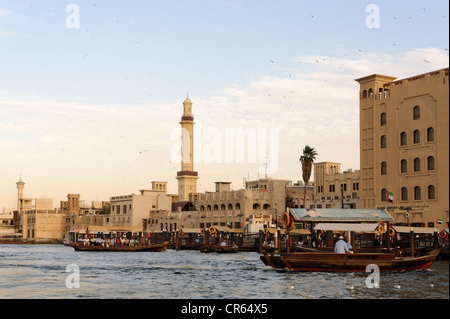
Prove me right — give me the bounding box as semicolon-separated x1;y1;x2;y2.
0;0;448;210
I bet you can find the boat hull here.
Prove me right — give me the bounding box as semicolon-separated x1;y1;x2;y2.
261;249;440;272
70;242;167;252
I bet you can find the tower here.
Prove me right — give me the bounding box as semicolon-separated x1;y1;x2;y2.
176;96;199;201
16;176;25;212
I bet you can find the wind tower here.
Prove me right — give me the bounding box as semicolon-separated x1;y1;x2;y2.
176;96;199;201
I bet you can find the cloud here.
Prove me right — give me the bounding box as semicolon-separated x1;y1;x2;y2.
0;47;448;208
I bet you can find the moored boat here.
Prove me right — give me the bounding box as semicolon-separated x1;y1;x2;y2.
70;241;168;252
260;249;440;272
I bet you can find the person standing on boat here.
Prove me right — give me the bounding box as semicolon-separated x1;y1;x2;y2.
334;236;349;253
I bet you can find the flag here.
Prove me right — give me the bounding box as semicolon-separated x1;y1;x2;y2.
387;191;393;203
436;218;443;224
226;221;231;228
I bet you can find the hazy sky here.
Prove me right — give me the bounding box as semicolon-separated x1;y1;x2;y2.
0;0;448;210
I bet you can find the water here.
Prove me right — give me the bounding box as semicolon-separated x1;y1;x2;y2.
0;244;448;299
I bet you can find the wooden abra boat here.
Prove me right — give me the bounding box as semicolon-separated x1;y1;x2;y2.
200;244;239;253
261;249;440;272
70;242;168;252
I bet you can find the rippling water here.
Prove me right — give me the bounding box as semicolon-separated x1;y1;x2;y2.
0;244;448;299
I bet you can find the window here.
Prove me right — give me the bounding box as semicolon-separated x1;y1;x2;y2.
413;106;420;120
381;188;387;202
381;162;387;175
428;185;436;200
414;158;421;172
341;183;347;191
228;204;233;210
400;132;407;146
413;130;420;144
427;127;434;142
381;135;387;148
353;182;359;190
380;113;386;126
329;185;335;192
414;186;421;200
426;156;435;170
401;187;408;201
401;159;407;173
362;90;367;98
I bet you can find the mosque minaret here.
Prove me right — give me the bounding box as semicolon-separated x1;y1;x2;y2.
176;96;199;201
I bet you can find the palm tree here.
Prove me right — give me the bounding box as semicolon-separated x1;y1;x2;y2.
299;145;318;208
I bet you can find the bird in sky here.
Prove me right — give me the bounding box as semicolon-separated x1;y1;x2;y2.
424;59;430;63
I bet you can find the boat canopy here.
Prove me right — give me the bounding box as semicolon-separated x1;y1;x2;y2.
289;208;393;222
179;228;203;234
313;223;379;233
391;226;438;234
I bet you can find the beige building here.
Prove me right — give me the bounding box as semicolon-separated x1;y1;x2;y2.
107;181;172;230
285;180;314;208
195;179;290;230
312;162;361;209
356;68;449;230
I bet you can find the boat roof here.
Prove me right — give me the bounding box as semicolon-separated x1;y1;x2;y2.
289;208;393;222
391;226;438;234
314;223;379;233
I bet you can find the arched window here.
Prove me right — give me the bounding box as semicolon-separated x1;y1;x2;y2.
253;203;260;210
381;188;387;202
263;204;270;210
427;156;435;170
207;205;211;211
413;130;420;144
414;158;421;172
400;132;407;146
362;90;367;98
413;106;420;120
200;206;205;212
228;204;233;210
401;159;407;173
221;204;226;210
380;113;386;126
381;135;387;148
427;127;434;142
235;203;241;210
214;205;218;211
381;162;387;175
428;185;436;200
401;187;408;201
368;88;373;98
414;186;421;200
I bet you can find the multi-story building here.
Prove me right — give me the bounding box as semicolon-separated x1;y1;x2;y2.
285;180;314;209
107;181;172;229
355;68;449;229
194;179;290;229
312;162;361;209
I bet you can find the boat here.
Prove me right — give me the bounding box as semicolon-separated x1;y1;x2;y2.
70;241;168;252
260;249;440;272
200;244;239;253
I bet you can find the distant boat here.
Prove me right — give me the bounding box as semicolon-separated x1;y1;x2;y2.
261;249;440;272
70;242;168;252
200;244;239;253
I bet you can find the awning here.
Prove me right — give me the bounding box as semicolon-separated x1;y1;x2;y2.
289;229;311;235
179;228;203;234
391;226;438;234
313;223;379;233
211;226;244;233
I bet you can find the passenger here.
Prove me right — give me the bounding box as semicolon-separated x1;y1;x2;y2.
334;236;349;253
220;240;227;246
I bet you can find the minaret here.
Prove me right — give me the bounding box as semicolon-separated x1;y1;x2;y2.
16;176;25;213
176;96;199;201
16;176;27;238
